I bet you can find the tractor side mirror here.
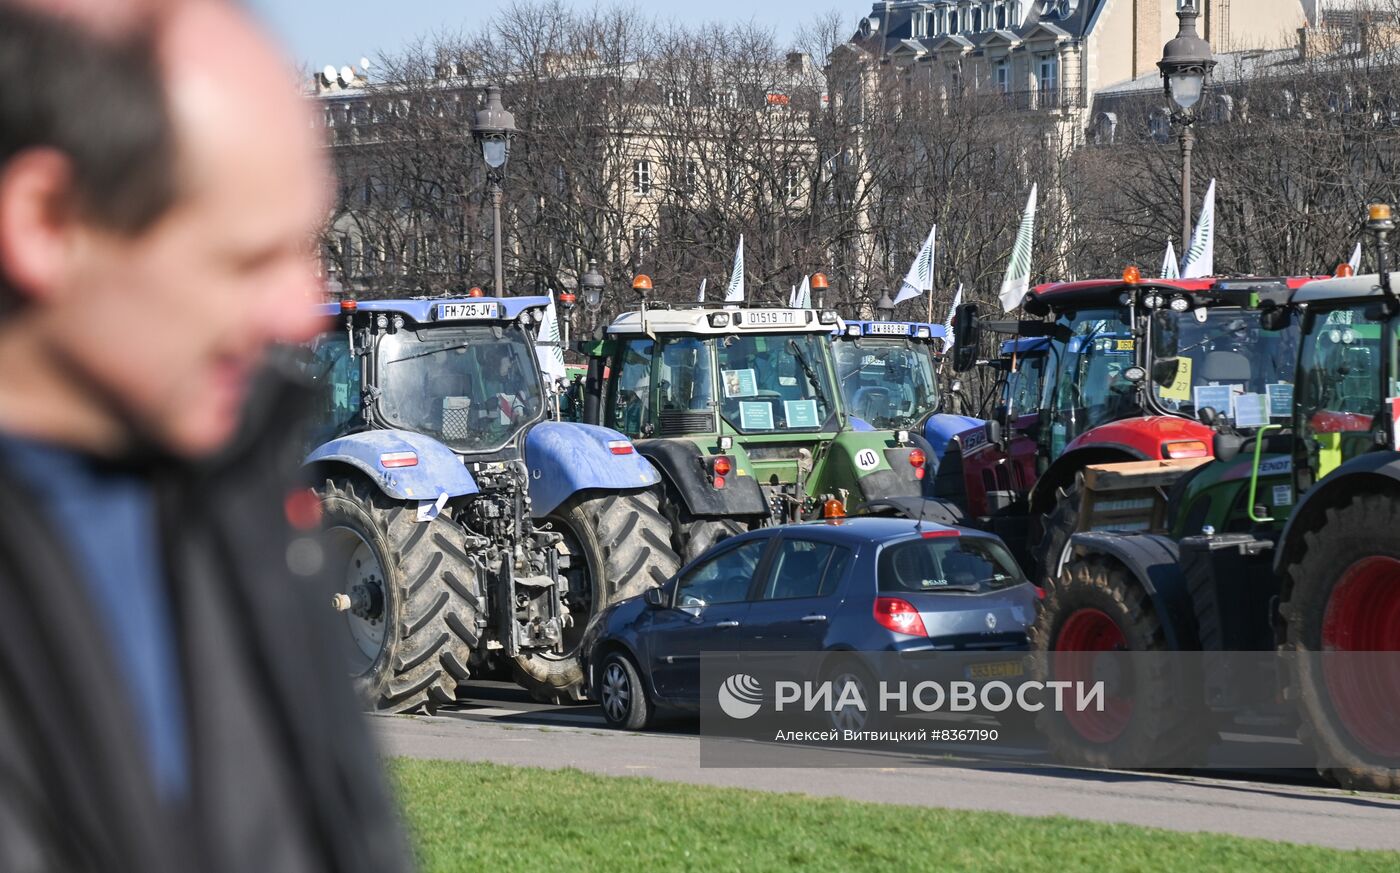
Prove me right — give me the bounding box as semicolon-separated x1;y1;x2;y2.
952;303;981;372
1152;358;1180;389
984;417;1003;450
1151;310;1179;359
1259;305;1291;332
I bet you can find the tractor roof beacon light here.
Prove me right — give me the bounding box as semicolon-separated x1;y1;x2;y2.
1335;263;1355;278
632;274;653;298
467;286;484;297
1122;265;1143;284
876;290;896;321
581;259;605;311
1158;2;1216;114
811;272;830;309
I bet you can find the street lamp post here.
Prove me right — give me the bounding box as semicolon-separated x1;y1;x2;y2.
471;85;517;296
581;258;605;336
1158;1;1216;251
876;290;896;322
558;284;577;351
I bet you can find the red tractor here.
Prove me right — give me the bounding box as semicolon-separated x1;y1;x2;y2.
943;270;1322;584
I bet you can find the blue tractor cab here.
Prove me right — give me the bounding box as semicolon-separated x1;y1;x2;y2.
302;296;679;710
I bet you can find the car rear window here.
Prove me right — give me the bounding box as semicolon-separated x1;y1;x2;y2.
877;535;1024;594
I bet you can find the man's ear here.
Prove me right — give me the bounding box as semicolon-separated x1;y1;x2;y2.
0;148;82;302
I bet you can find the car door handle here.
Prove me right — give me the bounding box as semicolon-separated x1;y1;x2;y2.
715;620;742;629
801;614;828;623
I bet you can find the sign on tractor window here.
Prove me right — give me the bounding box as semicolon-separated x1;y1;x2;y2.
739;400;774;430
723;368;758;398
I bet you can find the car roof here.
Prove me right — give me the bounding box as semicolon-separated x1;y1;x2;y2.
1294;272;1400;304
731;516;975;548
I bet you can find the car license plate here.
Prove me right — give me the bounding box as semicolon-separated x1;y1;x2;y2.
867;322;909;336
436;302;500;320
966;660;1024;681
744;309;798;327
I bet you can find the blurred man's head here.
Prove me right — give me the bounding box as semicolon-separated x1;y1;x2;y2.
0;0;330;458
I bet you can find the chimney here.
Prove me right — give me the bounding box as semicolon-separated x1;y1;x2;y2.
1297;26;1309;61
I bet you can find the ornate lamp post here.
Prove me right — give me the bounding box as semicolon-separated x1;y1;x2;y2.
470;85;517;296
875;290;896;321
1158;1;1216;252
581;258;605;335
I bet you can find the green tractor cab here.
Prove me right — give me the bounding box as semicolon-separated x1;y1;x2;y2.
581;300;929;559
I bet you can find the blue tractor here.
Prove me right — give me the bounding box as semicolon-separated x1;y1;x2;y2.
302;296;679;711
831;319;978;466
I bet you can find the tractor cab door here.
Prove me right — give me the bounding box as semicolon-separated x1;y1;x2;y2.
1296;305;1389;486
1041;308;1138;461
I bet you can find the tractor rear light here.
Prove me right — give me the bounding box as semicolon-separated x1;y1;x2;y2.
607;440;634;455
1335;263;1355;277
822;498;846;518
713;475;726;489
874;597;928;637
379;451;418;468
1163;440;1209;459
1035;585;1046;600
712;456;732;477
908;448;927;480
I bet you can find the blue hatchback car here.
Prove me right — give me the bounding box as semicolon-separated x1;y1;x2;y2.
581;517;1038;729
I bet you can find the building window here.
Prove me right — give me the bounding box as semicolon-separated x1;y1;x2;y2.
996;3;1007;28
784;165;801;201
632;226;654;263
912;11;927;37
685;159;700;194
1037;56;1058;107
996;61;1009;94
633;160;653;196
971;7;983;31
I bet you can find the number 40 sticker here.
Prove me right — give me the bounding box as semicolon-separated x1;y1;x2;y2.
854;448;881;471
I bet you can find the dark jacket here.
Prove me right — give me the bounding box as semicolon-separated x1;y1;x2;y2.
0;361;414;873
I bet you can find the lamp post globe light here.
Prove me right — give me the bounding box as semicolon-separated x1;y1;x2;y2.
1157;1;1216;253
471;85;517;296
581;258;605;334
876;289;896;321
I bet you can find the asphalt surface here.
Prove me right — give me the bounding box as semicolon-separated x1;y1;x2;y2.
374;680;1400;852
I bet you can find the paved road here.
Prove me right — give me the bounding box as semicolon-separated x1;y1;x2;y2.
374;681;1400;852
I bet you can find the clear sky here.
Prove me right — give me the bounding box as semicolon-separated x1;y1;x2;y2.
249;1;855;70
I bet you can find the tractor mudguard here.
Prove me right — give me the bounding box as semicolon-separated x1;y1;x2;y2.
1273;451;1400;577
1067;531;1200;650
304;429;479;501
633;438;767;518
523;421;662;518
1029;445;1147;515
924;413;983;461
860;496;966;526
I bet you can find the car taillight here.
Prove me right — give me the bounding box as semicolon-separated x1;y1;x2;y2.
379;451;418;468
1163;440;1209;459
908;448;927;480
874;596;927;636
607;440;634;455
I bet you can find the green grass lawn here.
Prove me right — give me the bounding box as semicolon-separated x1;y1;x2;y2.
391;758;1399;873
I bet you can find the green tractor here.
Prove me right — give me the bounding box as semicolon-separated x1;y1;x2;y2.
579;291;931;560
1031;207;1400;790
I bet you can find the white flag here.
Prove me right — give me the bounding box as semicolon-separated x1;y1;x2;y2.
943;284;963;351
894;225;937;305
724;235;745;303
998;184;1038;311
535;291;567;383
1180;179;1216;279
697;277;706;303
1160;240;1180;279
788;284;798;308
796;274;812;308
1348;241;1362;272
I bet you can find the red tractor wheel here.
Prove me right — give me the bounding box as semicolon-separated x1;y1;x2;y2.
1284;496;1400;792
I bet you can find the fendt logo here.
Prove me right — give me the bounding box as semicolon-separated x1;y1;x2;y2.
717;673;764;719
